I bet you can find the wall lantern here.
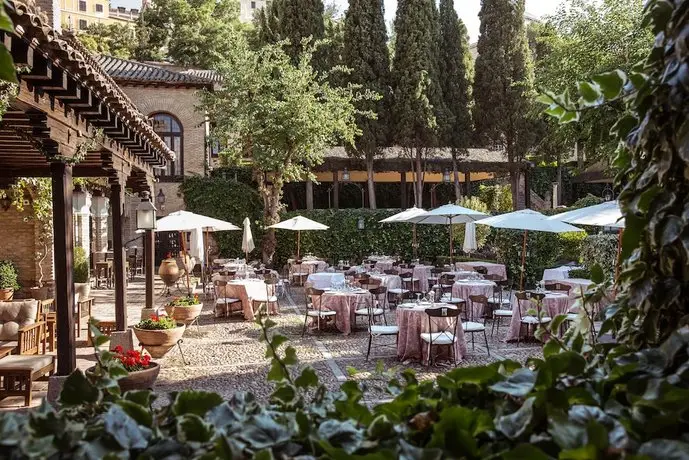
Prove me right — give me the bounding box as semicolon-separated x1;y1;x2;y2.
357;217;365;230
137;191;157;230
90;191;109;217
342;168;351;182
156;188;166;212
72;184;91;215
442;169;451;183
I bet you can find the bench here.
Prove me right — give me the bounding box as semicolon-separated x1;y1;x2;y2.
0;354;55;406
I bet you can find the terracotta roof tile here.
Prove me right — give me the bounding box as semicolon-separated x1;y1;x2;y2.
98;55;216;86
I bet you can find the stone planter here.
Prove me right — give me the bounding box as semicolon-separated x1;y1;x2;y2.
164;303;202;324
29;286;49;301
87;362;160;392
0;288;14;301
74;283;91;301
133;325;185;358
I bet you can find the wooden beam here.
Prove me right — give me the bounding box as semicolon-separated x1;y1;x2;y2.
110;179;127;330
51;162;76;375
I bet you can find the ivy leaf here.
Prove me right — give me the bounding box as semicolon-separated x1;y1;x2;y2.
317;420;364;455
496;397;535;440
103;405;149;450
590;264;605;284
59;370;99;406
283;346;298;365
489;368;536;397
295;366;319;388
0;45;17;84
240;414;293;450
172;391;223;417
176;414;214;443
398;439;443;460
267;360;287;382
639;440;689;459
271;384;296;405
592;70;627;99
503;444;549;460
116;400;153;428
577;81;602;105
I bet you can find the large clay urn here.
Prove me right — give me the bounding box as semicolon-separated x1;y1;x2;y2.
165;303;203;324
132;324;186;358
158;258;181;286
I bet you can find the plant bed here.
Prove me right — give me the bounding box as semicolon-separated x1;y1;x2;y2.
132;315;185;358
164;294;202;324
86;346;160;392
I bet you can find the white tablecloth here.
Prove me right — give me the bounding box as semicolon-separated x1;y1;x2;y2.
306;272;345;289
542;265;582;281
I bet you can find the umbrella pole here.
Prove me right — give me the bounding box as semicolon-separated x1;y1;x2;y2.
449;223;454;266
520;231;528;291
297;230;301;260
413;224;417;260
180;231;191;294
615;228;624;293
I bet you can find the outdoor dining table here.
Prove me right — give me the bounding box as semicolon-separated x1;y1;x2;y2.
396;302;468;365
317;288;371;335
370;273;402;291
506;291;574;341
411;265;433;292
456;261;507;280
451;279;496;319
372;258;396;272
220;278;278;321
542;265;583;281
291;259;328;274
444;270;479;281
554;278;594;294
306;272;345;289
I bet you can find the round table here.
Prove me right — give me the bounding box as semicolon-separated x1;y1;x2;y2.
456;262;507;280
370;274;402;291
318;289;371;335
221;279;278;320
373;259;396;272
451;280;496;319
410;265;433;292
506;292;573;341
396;302;467;364
306;272;345;289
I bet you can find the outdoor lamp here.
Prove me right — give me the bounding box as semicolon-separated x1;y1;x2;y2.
72;184;91;215
156;188;166;212
357;217;365;230
442;169;451;183
342;168;350;181
137;191;157;230
90;191;109;218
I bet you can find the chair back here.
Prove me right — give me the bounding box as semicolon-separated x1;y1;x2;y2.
473;266;488;275
425;306;460;345
439;273;455;286
468;294;488;322
383;269;397;275
305;287;324;311
369;285;387;301
401;290;425;303
545;283;571;295
484;273;502;281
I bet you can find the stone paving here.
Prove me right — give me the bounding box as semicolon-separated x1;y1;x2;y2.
0;277;543;409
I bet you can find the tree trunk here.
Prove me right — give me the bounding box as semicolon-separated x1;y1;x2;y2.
366;153;377;209
415;147;423;208
510;168;520;210
452;149;461;202
259;173;283;266
556;149;563;205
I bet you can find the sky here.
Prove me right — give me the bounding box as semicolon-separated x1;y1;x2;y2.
111;0;566;43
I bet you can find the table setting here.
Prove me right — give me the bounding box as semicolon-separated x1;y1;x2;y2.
505;288;574;341
451;279;497;318
315;281;372;335
218;278;278;320
456;261;507;280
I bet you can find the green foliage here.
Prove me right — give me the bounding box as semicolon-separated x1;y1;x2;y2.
453;196;490;251
0;5;17;84
167;294;201;307
580;234;618;279
572;193;605;209
568;268;591;279
540;0;685;348
135;315;177;330
477;183;513;212
77;23;136;58
180;176;263;258
0;260;19;290
73;247;90;284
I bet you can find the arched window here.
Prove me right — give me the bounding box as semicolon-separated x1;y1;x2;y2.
151;112;183;178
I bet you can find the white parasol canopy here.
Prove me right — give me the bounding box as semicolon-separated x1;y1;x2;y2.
268;216;329;259
547;201;624;228
463;222;478;254
476;209;584;289
155;210;240;232
242;217;255;257
379;207;427;223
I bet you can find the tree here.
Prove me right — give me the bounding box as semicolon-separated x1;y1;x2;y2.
135;0;241;68
391;0;445;208
78;23;136;58
473;0;535;209
200;32;367;264
438;0;472;201
342;0;391;209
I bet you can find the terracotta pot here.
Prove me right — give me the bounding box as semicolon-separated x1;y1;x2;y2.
74;283;91;301
0;288;14;301
87;362;160;392
159;258;181;286
164;303;203;324
29;286;49;301
133;325;185;358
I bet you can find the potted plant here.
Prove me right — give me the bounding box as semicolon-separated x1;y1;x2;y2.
87;345;160;392
132;314;185;358
0;260;20;301
164;294;203;323
73;246;91;301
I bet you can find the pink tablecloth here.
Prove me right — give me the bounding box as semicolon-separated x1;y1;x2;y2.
219;279;278;320
407;265;433;292
371;274;402;291
451;280;496;319
506;292;573;341
396;303;467;364
374;260;396;272
456;262;507;280
319;290;371;335
554;278;593;295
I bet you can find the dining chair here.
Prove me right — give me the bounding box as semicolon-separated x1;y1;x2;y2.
545;282;572;295
428;268;444;292
262;275;280;315
302;287;336;336
421;306;461;366
365;297;398;361
383;269;397;275
514;291;551;342
400;265;418;291
465;295;490;356
213;280;242;319
438;273;456;298
290;263;309;287
356;286;387;328
488;285;512;337
473;266;488;275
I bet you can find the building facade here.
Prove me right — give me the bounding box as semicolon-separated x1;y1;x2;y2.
60;0;139;31
239;0;267;23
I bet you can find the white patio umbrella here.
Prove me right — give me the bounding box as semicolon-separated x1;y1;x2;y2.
242;217;255;262
476;209;584;289
268;216;329;260
463;222;478;254
407;204;488;264
379;207;427;259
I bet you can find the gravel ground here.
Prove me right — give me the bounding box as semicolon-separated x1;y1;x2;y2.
0;277;543;410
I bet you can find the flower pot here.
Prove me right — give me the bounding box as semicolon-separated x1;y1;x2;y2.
29;286;49;301
133;324;186;358
74;283;91;301
164;303;203;324
87;362;160;392
0;288;14;301
159;258;181;286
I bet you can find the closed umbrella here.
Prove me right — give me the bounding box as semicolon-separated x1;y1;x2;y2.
463;222;478;254
242;217;255;263
407;204;488;264
268;216;329;260
379;207;427;259
477;209;584;289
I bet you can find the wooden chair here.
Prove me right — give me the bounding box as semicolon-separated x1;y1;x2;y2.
399;265;418;291
75;297;94;338
514;292;551;342
421;306;461;366
383;269;397;275
365;293;398;361
545;282;572;295
355;286;387;328
213;280;243;318
473;266;488;275
428;268;444;290
488;285;512;337
290;263;309;287
261;276;280;315
302;287;336;336
87;320;118;346
466;295;490;356
0;354;55;407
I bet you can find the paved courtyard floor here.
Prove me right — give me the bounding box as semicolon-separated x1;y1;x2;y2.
0;277;543;409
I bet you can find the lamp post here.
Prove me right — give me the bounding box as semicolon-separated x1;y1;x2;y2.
156;188;166;214
137;191;157;313
341;168;365;208
430;170;451;207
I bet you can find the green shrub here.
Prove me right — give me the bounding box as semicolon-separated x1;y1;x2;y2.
580;233;618;278
0;260;19;290
477;183;512;212
73;247;89;284
568;268;591;279
572;193;604;208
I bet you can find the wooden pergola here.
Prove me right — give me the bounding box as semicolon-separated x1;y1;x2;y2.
0;1;173;375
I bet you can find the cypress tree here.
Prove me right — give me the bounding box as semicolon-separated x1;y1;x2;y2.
438;0;473;201
343;0;391;209
473;0;535;208
391;0;444;207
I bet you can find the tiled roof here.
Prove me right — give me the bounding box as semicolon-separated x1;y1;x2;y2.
97;55;215;86
180;68;222;82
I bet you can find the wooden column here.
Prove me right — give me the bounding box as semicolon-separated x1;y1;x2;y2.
145;229;155;309
51;162;76;376
110;181;127;330
305;178;314;210
400;172;407;208
332;171;339;209
465;170;472;197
